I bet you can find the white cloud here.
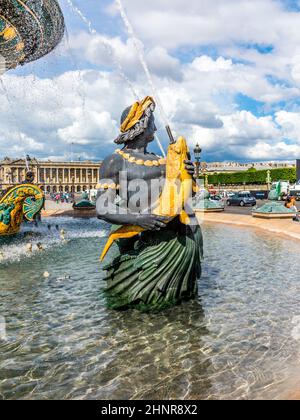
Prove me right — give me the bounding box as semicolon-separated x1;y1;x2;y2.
2;62;300;162
1;0;300;162
245;142;300;160
58;110;118;144
109;0;300;48
0;70;125;159
275;111;300;142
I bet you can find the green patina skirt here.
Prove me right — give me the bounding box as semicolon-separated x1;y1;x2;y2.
103;218;203;311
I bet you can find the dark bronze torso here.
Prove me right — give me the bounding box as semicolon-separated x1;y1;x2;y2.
100;150;166;214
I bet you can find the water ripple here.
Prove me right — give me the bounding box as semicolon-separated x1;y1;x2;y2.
1;219;300;399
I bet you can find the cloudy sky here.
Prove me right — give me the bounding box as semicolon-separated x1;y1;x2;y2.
1;0;300;162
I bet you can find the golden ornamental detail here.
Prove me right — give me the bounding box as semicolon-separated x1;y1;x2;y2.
0;26;17;41
115;149;166;167
96;183;119;190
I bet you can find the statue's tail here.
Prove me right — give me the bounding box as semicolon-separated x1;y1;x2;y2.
100;225;144;261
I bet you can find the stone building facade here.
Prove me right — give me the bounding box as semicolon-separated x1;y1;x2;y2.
0;158;101;194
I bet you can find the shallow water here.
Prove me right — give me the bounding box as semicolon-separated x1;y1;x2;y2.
1;218;300;400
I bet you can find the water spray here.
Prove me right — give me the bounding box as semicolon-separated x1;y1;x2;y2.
116;0;171;151
1;72;62;171
65;0;166;156
65;0;139;100
0;78;25;149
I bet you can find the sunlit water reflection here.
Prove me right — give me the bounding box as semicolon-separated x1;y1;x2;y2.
1;218;300;400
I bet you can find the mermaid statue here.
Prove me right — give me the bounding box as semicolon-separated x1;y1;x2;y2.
97;97;203;311
0;171;44;237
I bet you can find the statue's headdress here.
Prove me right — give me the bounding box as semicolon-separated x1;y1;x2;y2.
114;96;156;144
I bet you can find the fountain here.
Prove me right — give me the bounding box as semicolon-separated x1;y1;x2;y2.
0;0;65;72
194;189;225;213
97;97;202;311
252;182;296;219
73;191;96;212
0;177;44;237
0;2;65;237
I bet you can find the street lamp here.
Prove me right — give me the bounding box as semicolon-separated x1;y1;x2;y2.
204;174;209;190
71;176;75;202
193;143;202;178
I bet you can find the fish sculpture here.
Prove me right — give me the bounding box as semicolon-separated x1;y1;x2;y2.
100;136;193;261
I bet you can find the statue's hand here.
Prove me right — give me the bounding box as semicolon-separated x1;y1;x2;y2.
136;214;170;231
184;160;195;176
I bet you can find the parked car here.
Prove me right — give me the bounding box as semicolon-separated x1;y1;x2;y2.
251;191;268;200
210;194;222;201
226;192;257;207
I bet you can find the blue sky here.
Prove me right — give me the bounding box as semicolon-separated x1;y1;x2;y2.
1;0;300;162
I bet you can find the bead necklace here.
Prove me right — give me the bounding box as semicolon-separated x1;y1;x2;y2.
115;149;166;167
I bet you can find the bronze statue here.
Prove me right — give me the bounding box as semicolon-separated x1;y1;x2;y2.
97;97;203;311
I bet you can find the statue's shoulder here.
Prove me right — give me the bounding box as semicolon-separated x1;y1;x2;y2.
99;152;124;180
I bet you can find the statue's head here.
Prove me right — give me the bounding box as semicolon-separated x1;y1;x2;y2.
114;96;157;146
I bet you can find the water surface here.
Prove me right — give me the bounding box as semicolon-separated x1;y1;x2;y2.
1;218;300;400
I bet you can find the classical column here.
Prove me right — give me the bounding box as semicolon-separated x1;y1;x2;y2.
56;168;59;190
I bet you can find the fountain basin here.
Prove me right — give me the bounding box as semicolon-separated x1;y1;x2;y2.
194;206;225;213
1;218;300;400
194;191;225;213
252;202;296;219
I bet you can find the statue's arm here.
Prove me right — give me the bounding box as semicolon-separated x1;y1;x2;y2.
96;155;169;230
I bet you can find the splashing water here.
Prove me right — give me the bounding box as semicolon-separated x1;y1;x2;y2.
2;223;300;399
0;77;32;164
0;53;6;76
3;80;40;177
65;0;139;101
116;0;170;137
0;217;108;265
291;316;300;341
64;27;86;112
65;0;166;157
0;316;6;341
0;78;23;144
